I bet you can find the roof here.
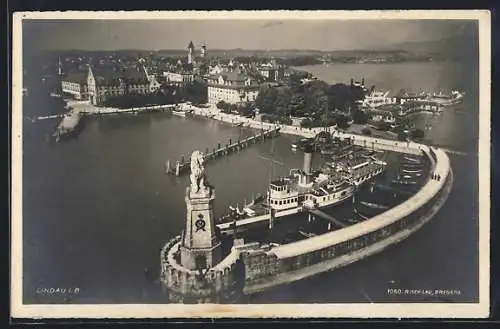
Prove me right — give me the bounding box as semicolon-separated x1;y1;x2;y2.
63;71;88;84
91;65;149;86
207;84;259;91
221;71;248;82
188;41;195;49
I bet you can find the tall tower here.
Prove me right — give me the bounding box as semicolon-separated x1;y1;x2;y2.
201;44;206;58
180;151;222;270
187;41;195;65
57;55;63;76
56;55;63;94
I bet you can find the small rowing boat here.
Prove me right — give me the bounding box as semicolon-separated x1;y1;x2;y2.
359;201;389;210
402;169;422;173
404;156;422;163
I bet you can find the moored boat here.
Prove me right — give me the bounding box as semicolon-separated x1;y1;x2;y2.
217;144;387;234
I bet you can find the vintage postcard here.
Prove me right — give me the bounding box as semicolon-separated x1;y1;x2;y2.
11;10;490;319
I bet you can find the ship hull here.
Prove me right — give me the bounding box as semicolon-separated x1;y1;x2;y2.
217;191;354;235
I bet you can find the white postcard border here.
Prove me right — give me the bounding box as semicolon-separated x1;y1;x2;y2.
10;10;491;319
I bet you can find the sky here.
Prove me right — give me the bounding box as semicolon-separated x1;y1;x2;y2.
22;19;476;52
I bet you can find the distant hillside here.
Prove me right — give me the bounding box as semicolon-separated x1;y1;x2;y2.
379;35;478;60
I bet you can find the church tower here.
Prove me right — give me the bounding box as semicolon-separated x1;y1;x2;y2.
187;41;195;65
180;151;222;271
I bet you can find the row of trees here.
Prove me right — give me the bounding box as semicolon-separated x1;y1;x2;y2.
254;73;366;126
216;100;254;117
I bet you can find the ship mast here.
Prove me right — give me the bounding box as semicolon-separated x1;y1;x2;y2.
257;134;284;234
267;136;275;231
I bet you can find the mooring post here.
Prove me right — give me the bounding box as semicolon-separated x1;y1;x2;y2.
165;160;171;174
229;138;232;145
175;161;180;176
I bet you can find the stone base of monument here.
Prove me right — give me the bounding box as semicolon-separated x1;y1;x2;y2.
159;150;246;303
160;236;246;304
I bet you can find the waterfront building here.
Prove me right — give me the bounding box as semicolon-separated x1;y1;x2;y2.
395;90;427;105
290;116;307;127
87;64;155;105
363;90;397;109
207;72;259;104
61;71;88;100
350;78;368;92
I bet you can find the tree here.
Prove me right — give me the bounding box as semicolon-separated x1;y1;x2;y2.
327;83;365;113
335;115;350;130
254;86;278;113
216;101;225;110
300;118;315;129
185;80;208;105
375;121;391;131
352;109;369;124
397;131;408;141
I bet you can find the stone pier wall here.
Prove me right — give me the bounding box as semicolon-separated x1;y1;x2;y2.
160;133;452;301
160;236;243;303
242;142;452;294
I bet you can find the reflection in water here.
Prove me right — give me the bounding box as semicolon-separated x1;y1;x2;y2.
96;113;156;133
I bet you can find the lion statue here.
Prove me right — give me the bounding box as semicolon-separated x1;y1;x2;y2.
190;150;207;193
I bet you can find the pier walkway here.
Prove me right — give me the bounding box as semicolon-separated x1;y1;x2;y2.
166;127;281;176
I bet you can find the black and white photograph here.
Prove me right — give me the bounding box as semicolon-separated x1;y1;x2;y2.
11;10;490;319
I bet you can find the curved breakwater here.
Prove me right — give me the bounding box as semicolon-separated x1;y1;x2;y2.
243;144;451;294
160;118;453;300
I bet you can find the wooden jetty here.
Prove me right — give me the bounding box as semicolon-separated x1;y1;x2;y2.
165;127;281;176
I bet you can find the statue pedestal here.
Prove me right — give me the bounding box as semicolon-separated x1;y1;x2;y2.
180;186;222;270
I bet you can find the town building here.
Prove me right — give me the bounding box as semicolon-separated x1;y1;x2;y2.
207;71;259;105
362;90;397;109
87;64;156;105
395;91;427;105
257;62;286;82
61;71;88;100
163;71;195;86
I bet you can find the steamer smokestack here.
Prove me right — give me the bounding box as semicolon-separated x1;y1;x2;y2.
303;144;314;175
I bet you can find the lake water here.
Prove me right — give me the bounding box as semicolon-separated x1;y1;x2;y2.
22;61;480;304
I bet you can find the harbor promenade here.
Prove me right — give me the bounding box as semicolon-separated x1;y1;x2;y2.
39;100;467;157
188;104;467;156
